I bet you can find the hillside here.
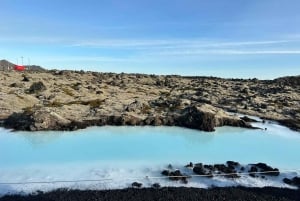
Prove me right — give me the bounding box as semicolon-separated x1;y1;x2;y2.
0;59;46;71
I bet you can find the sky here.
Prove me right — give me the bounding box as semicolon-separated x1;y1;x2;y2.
0;0;300;79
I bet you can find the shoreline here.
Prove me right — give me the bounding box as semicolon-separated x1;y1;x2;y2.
0;71;299;133
1;187;299;201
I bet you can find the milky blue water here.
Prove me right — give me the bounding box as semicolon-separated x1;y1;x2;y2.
0;122;300;193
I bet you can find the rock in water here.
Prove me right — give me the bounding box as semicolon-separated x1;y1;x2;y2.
178;105;216;131
131;182;142;188
4;107;71;131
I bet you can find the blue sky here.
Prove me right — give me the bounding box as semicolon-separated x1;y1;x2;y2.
1;0;300;78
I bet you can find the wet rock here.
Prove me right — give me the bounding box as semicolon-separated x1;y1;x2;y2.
169;170;182;181
283;177;300;187
185;162;193;168
161;170;169;176
162;169;190;183
213;164;239;178
253;163;280;176
278;119;300;132
131;182;142;188
193;164;207;175
4;108;71;131
249;166;258;177
226;161;240;171
178;106;216;131
204;165;214;171
226;161;240;167
152;183;161;189
240;116;258;122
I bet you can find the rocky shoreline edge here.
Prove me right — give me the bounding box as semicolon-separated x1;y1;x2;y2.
1;161;299;198
2;104;256;132
1;187;299;201
0;71;299;132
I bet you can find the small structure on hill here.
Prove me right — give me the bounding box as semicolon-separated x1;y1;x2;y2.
14;65;26;71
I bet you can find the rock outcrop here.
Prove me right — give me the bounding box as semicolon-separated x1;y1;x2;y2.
4;103;253;131
0;70;299;132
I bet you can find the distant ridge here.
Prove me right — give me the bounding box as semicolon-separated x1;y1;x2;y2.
25;64;46;72
0;59;15;70
0;59;46;71
274;75;300;86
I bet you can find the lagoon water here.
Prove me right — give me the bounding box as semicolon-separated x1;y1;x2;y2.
0;121;300;194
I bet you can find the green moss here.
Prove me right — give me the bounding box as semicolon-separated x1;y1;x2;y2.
141;104;151;114
82;99;104;108
23;106;34;114
62;87;74;96
46;101;64;107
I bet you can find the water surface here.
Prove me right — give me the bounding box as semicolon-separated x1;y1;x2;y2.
0;122;300;193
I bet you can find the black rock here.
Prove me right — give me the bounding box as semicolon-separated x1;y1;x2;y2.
131;182;142;188
283;177;300;187
161;170;169;176
169;170;183;181
185;162;193;168
193;164;213;178
167;164;173;169
253;163;280;176
204;164;214;171
193;164;205;175
22;75;30;82
240;116;258;122
249;166;258;177
152;183;161;189
226;161;240;167
249;166;258;173
28;81;46;94
283;178;292;185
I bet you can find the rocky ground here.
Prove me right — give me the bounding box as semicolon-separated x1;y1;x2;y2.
1;187;299;201
0;70;299;132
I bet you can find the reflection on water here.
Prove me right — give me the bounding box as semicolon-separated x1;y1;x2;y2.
13;131;66;146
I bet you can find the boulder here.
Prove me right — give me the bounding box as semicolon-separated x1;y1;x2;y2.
22;75;30;82
283;177;300;187
253;163;280;176
177;104;253;132
240;116;258;122
4;107;71;131
161;170;169;176
178;105;216;131
162;169;189;183
125;100;144;112
131;182;142;188
28;81;46;94
152;183;161;189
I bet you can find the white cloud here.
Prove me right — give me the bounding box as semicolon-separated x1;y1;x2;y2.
34;56;140;63
154;49;300;56
70;39;293;49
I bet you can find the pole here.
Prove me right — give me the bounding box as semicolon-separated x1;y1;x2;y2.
28;58;30;71
21;56;23;65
